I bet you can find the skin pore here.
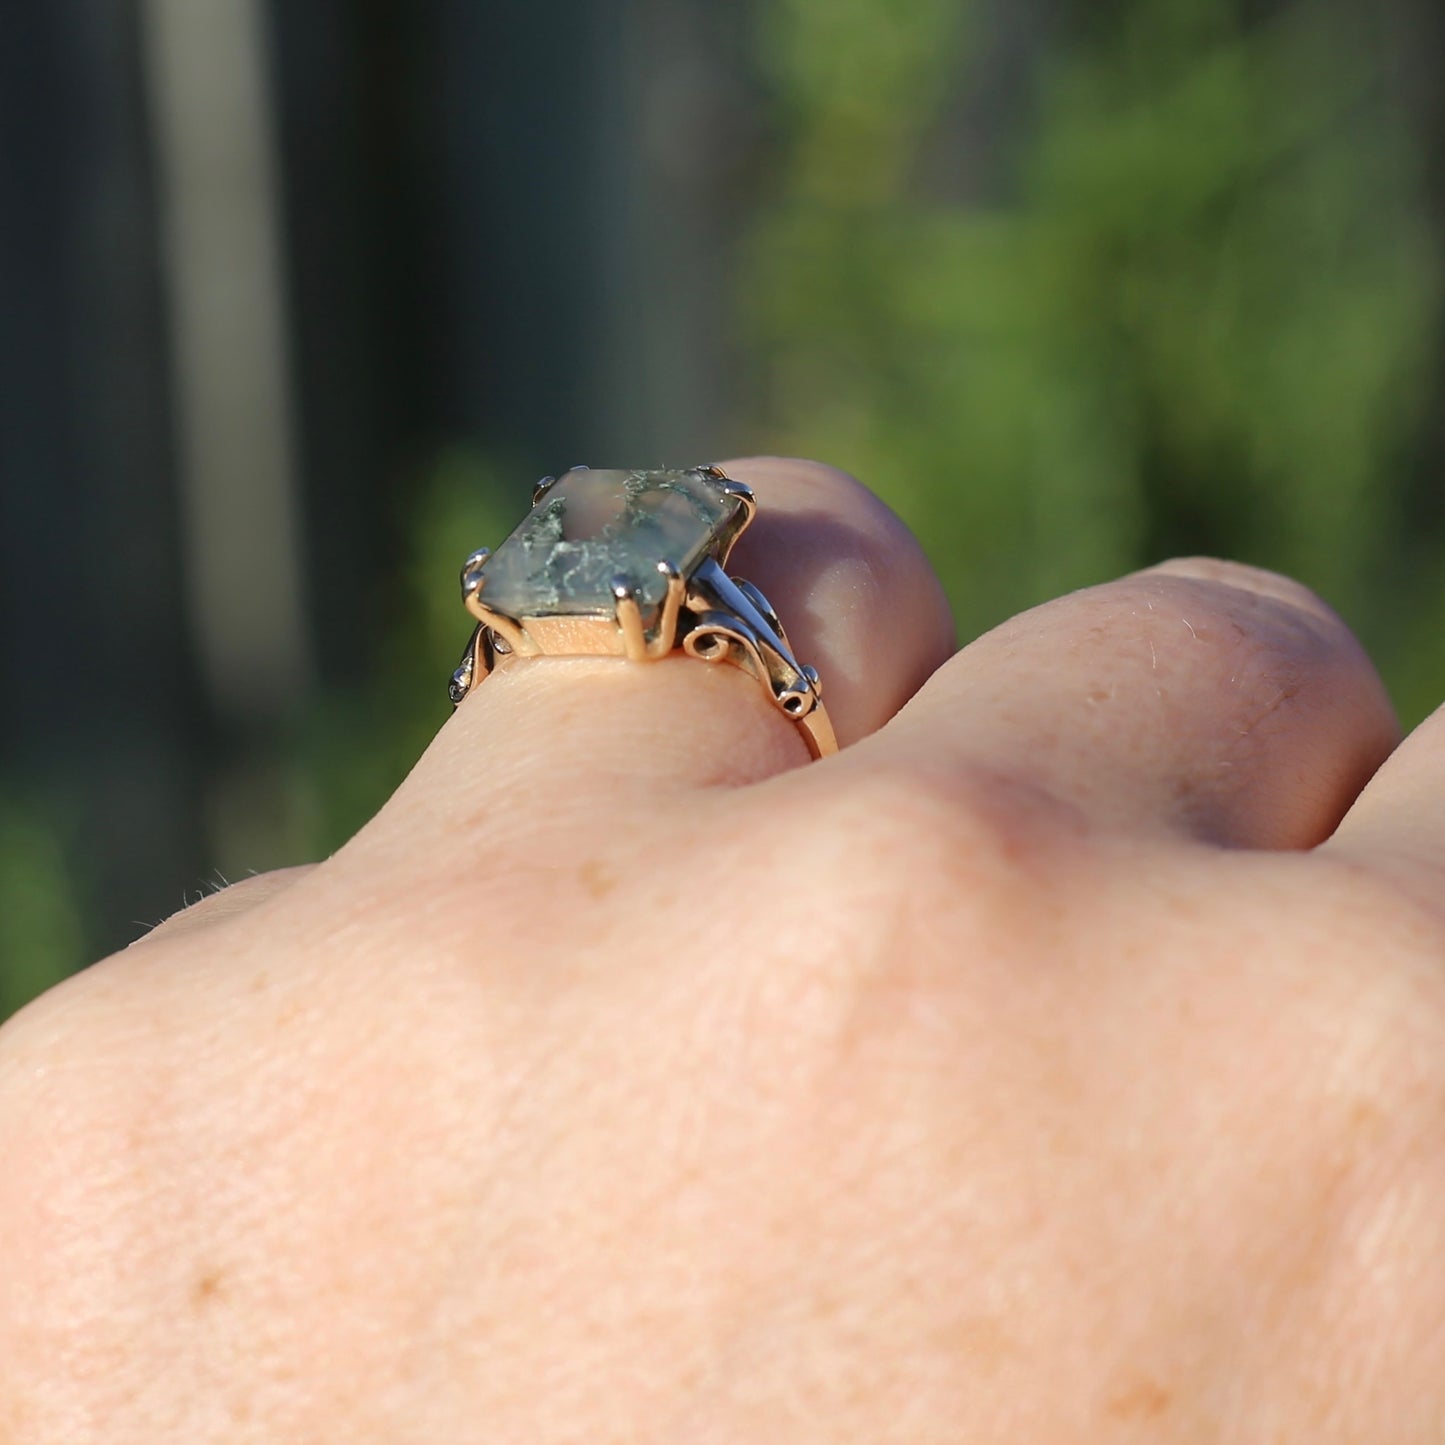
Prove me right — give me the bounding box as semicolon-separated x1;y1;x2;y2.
1;458;1442;1442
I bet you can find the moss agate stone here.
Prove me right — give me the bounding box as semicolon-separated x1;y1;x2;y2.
483;468;738;621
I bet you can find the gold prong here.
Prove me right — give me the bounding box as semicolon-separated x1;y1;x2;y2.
465;596;534;656
488;613;532;657
472;622;495;679
650;560;685;657
715;474;758;536
459;547;491;598
612;576;648;660
532;476;557;505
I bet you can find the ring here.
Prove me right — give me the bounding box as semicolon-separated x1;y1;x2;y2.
447;465;838;760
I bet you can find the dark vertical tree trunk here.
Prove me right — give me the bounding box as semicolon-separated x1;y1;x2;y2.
0;0;207;955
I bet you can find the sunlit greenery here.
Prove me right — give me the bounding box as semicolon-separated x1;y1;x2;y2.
0;795;87;1020
745;0;1441;719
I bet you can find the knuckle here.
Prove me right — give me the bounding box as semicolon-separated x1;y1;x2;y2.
1142;556;1337;620
138;863;315;945
1098;566;1353;675
756;763;1091;1004
806;762;1086;902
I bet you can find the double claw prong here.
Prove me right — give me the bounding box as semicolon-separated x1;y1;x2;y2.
612;560;688;660
458;543;530;658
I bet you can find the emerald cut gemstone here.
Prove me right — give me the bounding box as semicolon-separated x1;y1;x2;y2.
482;468;739;621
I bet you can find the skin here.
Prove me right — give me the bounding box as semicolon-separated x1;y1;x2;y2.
1;456;1443;1442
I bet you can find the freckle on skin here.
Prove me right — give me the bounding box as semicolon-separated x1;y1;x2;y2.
193;1272;224;1307
1350;1100;1384;1136
579;859;617;900
1107;1379;1172;1420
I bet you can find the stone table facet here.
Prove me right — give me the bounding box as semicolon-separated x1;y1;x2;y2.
481;468;740;622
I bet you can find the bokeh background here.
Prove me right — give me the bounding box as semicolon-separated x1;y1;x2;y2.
2;0;1443;1019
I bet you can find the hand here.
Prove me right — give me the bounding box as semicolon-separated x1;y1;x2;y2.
2;458;1442;1442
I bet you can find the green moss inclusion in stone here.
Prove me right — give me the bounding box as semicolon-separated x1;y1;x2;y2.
483;468;738;621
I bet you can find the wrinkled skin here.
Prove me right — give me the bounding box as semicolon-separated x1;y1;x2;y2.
2;458;1443;1443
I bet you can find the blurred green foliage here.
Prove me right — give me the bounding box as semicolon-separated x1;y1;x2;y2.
0;795;87;1019
746;0;1442;720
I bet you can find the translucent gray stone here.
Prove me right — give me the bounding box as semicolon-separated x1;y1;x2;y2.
482;468;737;620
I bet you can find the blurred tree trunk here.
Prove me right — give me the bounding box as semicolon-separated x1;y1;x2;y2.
0;0;206;959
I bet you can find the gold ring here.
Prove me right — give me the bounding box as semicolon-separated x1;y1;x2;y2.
447;465;838;760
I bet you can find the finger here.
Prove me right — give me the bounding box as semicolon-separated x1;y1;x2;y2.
375;458;955;831
855;558;1399;850
720;457;956;747
1320;702;1445;884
